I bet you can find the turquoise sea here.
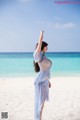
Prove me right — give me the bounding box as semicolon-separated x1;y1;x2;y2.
0;52;80;77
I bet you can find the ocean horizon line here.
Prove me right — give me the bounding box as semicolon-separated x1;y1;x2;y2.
0;52;80;54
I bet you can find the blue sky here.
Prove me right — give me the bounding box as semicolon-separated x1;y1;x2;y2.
0;0;80;52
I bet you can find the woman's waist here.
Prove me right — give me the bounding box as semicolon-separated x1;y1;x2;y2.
34;74;50;83
34;77;49;85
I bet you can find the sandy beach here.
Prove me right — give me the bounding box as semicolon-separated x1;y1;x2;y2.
0;76;80;120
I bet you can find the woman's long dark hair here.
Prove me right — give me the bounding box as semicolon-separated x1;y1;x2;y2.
33;41;48;72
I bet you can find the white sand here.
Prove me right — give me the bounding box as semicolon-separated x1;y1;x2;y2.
0;76;80;120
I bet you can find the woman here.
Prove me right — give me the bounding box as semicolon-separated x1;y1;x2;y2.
33;31;52;120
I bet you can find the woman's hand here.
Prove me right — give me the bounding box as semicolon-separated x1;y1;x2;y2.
40;31;44;40
49;81;51;88
40;31;44;35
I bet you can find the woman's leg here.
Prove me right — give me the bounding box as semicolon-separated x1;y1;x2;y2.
40;81;47;120
40;101;45;120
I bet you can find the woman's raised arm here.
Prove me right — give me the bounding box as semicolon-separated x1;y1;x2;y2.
35;31;44;53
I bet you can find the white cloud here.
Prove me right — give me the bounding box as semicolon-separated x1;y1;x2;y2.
37;21;76;29
53;22;76;29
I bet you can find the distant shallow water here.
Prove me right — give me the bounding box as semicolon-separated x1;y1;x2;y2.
0;52;80;77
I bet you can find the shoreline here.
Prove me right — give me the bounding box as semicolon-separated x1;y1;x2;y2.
0;73;80;79
0;75;80;80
